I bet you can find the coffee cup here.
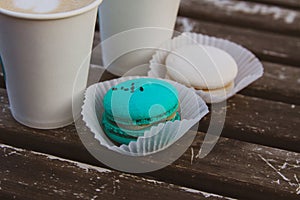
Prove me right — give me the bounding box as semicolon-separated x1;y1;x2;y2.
0;0;103;129
98;0;180;76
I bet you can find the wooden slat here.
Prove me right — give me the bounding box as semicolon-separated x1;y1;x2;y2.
0;144;232;200
240;61;300;105
179;0;300;36
175;17;300;67
155;133;300;200
0;89;299;199
199;94;300;152
247;0;300;10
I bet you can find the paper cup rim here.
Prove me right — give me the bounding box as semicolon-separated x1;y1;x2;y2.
0;0;103;20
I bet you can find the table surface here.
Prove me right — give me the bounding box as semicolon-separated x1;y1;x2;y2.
0;0;300;199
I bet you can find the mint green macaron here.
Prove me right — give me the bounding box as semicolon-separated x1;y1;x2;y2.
101;78;180;145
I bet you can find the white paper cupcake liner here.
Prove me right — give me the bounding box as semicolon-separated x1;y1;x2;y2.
148;32;264;103
82;76;209;156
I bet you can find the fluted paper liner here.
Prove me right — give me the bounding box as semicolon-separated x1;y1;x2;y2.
148;32;264;103
82;76;209;156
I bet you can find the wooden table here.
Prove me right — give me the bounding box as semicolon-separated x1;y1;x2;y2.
0;0;299;199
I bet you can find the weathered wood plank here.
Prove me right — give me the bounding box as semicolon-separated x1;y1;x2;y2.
179;0;300;36
156;134;300;200
0;89;299;199
199;94;300;152
247;0;300;10
175;17;300;67
0;144;232;200
241;61;300;104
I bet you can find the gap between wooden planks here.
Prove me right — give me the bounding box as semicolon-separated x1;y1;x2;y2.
0;89;299;199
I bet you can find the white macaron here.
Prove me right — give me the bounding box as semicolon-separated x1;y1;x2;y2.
165;44;238;93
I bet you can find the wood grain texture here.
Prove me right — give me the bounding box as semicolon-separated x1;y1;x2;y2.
0;144;232;200
247;0;300;10
156;134;300;200
199;94;300;152
179;0;300;36
240;61;300;105
0;89;299;199
175;16;300;67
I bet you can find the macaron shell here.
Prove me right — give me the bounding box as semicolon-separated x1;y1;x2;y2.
104;128;137;146
166;45;238;90
103;78;179;126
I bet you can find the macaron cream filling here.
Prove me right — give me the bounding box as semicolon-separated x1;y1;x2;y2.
102;111;180;138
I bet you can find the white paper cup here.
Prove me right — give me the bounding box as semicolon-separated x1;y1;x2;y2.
82;76;209;156
0;0;103;129
148;32;264;103
98;0;180;76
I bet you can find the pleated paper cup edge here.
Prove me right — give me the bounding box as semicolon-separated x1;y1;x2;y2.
148;32;264;103
81;76;209;156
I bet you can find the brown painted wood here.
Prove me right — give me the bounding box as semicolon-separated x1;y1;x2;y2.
0;89;299;199
199;94;300;153
154;133;300;200
0;144;232;200
92;31;101;48
179;0;300;36
175;16;300;67
240;61;300;105
247;0;300;10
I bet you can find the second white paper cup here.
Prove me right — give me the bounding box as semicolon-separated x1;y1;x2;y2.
98;0;180;76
